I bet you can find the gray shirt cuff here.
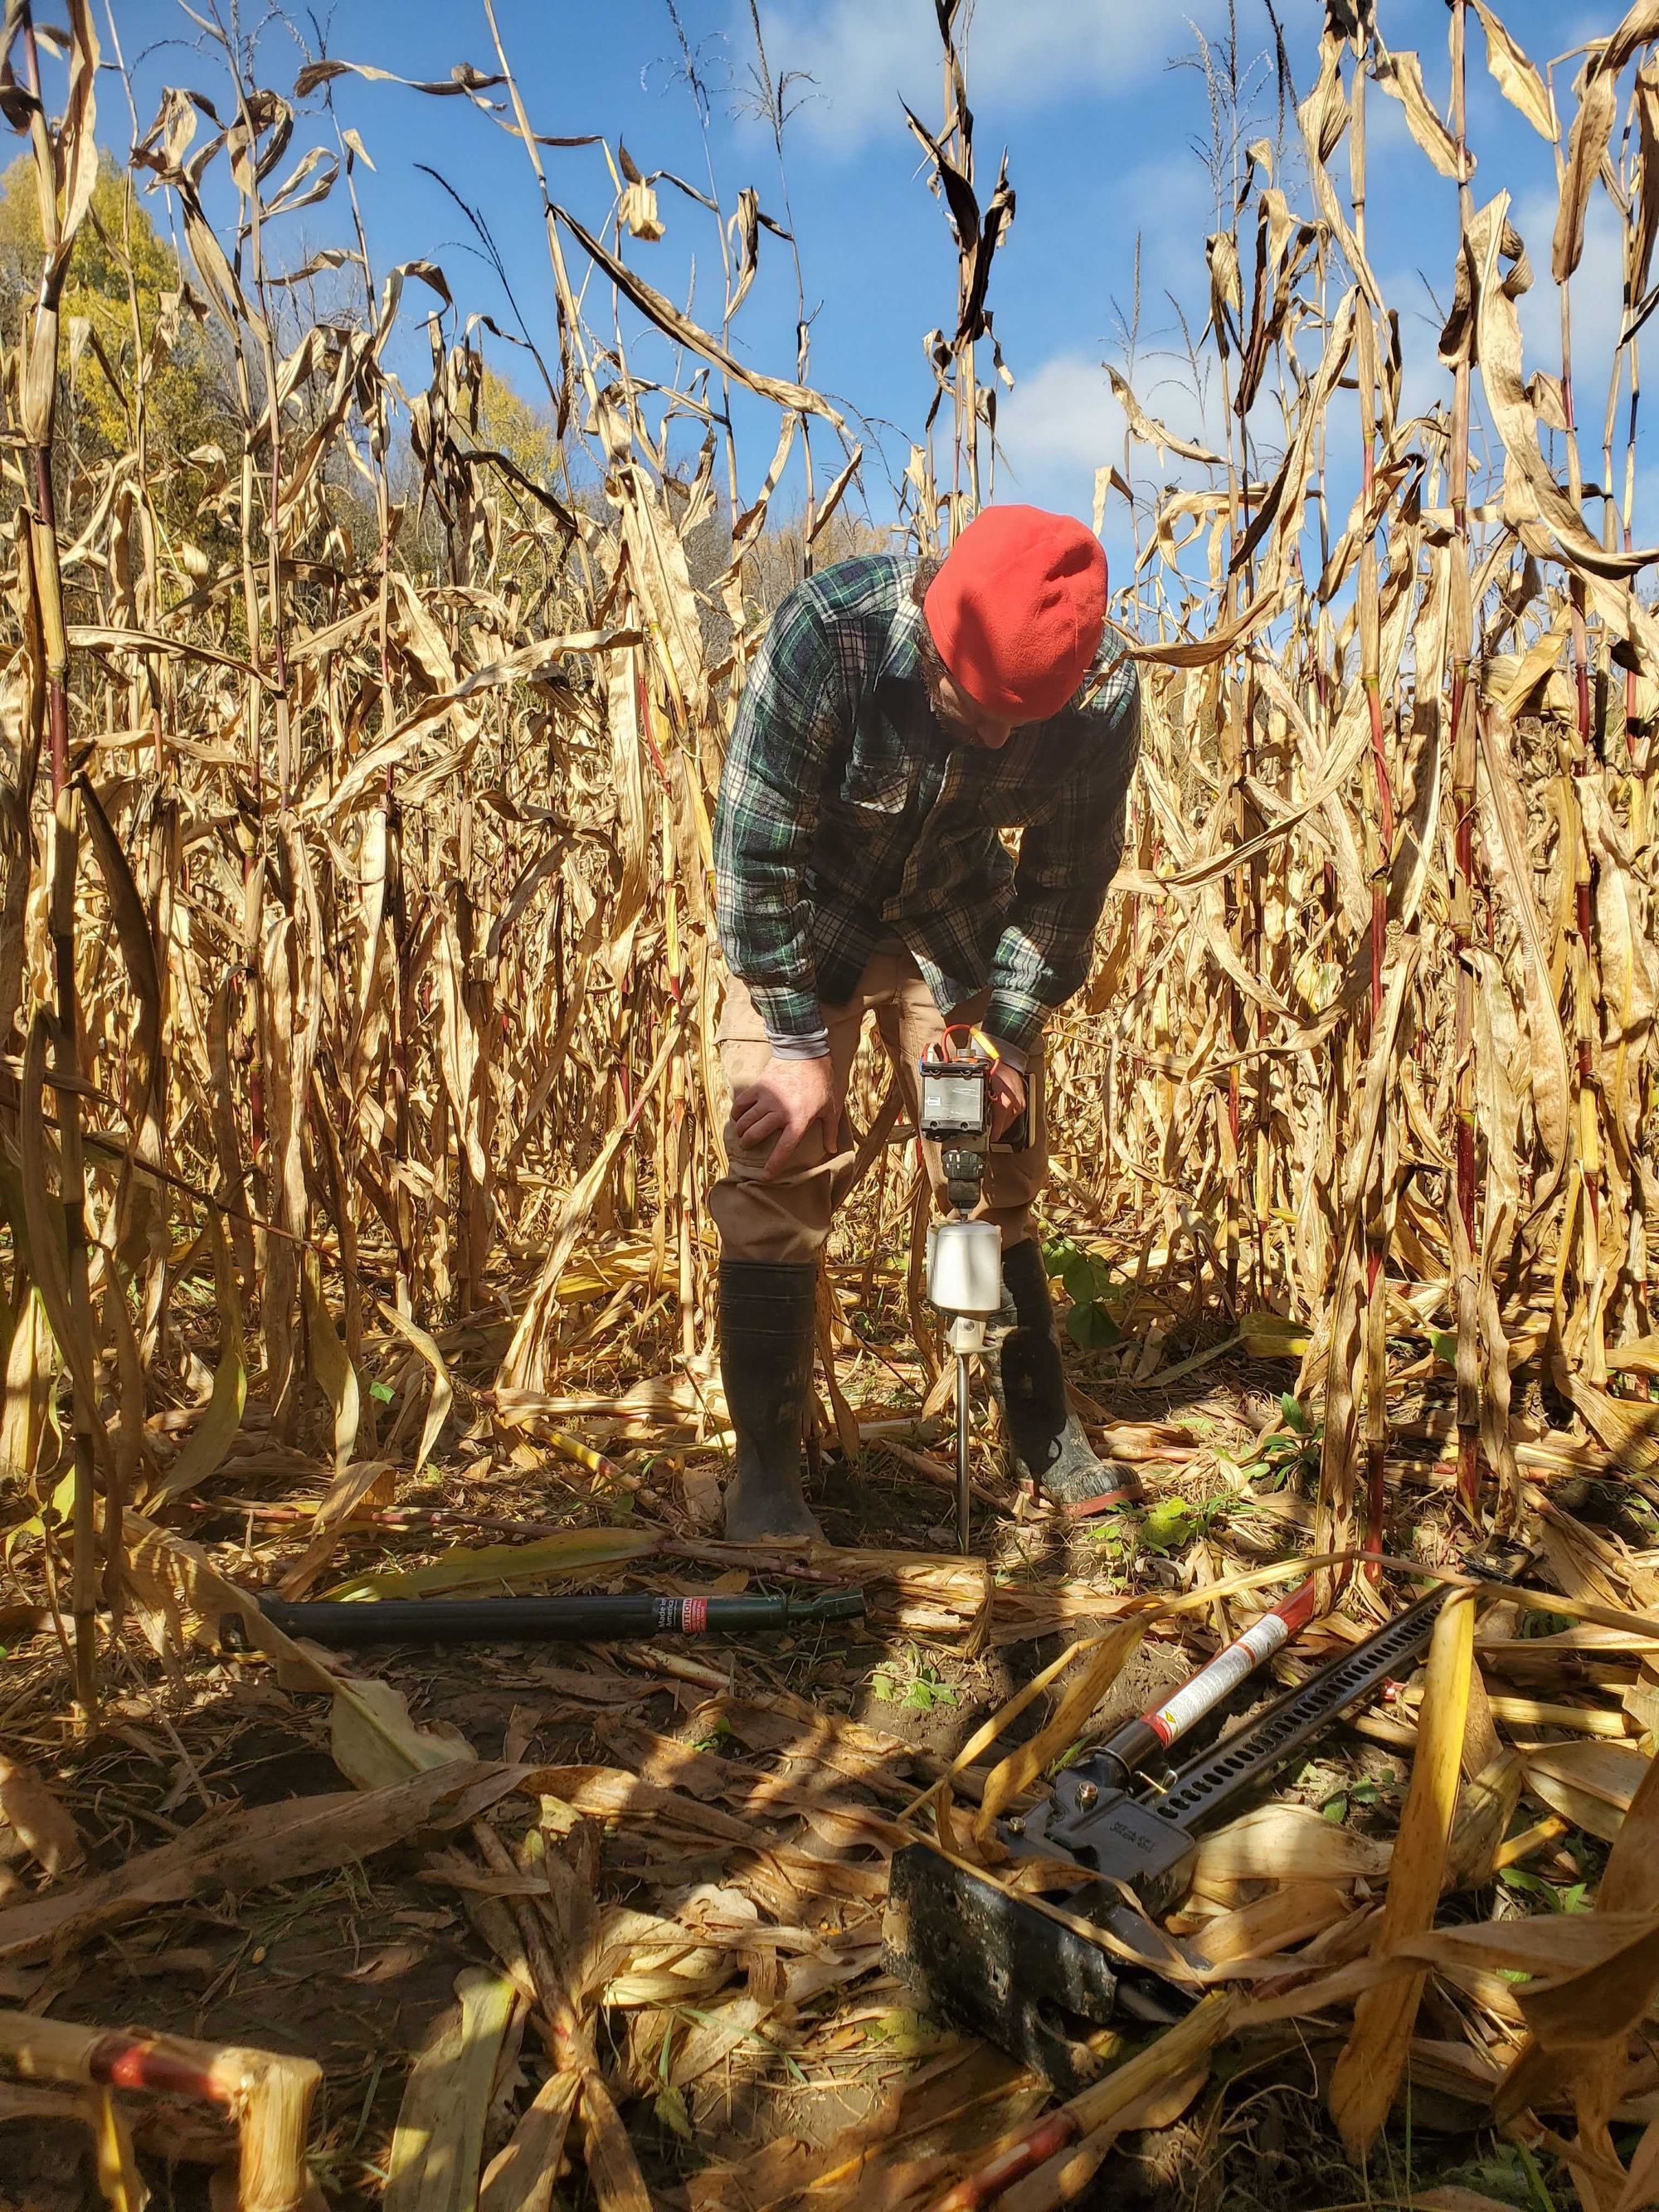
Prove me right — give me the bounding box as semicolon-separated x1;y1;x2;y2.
765;1025;831;1060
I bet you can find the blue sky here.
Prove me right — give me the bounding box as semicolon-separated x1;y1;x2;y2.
97;0;1642;575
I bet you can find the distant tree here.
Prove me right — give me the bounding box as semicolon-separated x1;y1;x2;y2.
0;152;232;504
474;367;562;489
742;507;893;617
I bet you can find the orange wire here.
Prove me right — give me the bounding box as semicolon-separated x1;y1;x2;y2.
933;1023;998;1064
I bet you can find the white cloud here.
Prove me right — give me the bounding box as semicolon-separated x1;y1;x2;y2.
995;352;1123;504
753;0;1233;152
1515;185;1625;404
1379;265;1457;430
992;348;1228;542
1509;184;1651;531
1114;150;1219;270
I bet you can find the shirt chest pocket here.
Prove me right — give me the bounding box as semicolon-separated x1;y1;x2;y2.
838;757;911;816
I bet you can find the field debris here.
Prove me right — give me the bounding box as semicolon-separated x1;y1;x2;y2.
0;0;1657;2208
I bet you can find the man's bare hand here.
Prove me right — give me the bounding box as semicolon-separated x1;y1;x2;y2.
731;1054;841;1179
988;1061;1026;1141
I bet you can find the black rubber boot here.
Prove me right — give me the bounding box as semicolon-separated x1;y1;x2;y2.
987;1239;1131;1510
718;1260;824;1543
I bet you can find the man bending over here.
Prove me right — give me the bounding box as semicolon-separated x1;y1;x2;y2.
711;504;1141;1541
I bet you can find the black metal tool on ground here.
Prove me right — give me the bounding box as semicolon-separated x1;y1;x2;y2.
230;1587;865;1647
884;1544;1531;2093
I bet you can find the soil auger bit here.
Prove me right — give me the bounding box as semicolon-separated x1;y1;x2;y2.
883;1541;1533;2093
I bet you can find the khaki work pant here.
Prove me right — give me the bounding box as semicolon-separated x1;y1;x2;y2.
709;946;1047;1266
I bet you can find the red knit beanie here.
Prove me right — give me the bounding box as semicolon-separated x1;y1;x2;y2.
923;506;1107;723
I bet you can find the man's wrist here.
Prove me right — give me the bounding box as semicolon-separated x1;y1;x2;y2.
744;976;829;1057
765;1024;831;1062
985;1034;1029;1077
983;989;1044;1063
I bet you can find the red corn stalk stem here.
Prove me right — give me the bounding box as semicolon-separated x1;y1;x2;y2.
1221;160;1265;1291
1362;1246;1386;1576
1242;671;1268;1302
241;962;265;1164
1352;58;1393;1573
1446;1;1485;1527
1454;1075;1480;1519
49;800;99;1714
1570;581;1593;763
1364;677;1394;1024
1214;308;1246;1316
387;796;416;1309
1627;654;1639;768
212;154;270;1199
1574;883;1600;1248
1569;581;1603;1247
1624;344;1641;761
1553;163;1608;1307
29;464;66;794
936;2108;1082;2212
1449;703;1481;1529
341;150;404;1342
1620;330;1651;1373
17;9;100;1717
260;339;294;805
228;348;265;1184
1217;712;1243;1317
0;2007;320;2212
933;1992;1238;2211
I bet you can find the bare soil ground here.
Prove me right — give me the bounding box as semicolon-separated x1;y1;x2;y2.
2;1339;1620;2212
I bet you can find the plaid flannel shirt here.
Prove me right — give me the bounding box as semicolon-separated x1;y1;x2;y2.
713;552;1141;1058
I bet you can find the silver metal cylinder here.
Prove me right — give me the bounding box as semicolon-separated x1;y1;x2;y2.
927;1218;1003;1316
956;1352;971;1553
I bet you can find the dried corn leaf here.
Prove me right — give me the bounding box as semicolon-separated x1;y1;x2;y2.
1191;1801;1391;1886
1374;47;1466;177
1475;196;1657;575
973;1620;1144;1842
323;1525;662;1602
378;1298;454;1475
330;1676;479;1792
89;2084;145;2212
1471;2;1558;139
1554;57;1621;284
1523;1742;1652;1843
386;1968;522;2212
1331;1589;1475;2159
145;1216;246;1506
0;1753;83;1878
479;2071;579;2212
556;207;844;430
0;1763;518;1962
304;1250;359;1471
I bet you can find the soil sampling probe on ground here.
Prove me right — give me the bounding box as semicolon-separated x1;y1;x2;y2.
918;1028;1010;1555
884;1542;1531;2092
230;1587;866;1646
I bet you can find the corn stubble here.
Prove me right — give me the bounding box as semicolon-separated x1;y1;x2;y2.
0;0;1657;2203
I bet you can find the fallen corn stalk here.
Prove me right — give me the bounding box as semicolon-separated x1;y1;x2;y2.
0;2009;319;2212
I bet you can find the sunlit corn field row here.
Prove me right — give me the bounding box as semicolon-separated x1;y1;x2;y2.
0;0;1656;2205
